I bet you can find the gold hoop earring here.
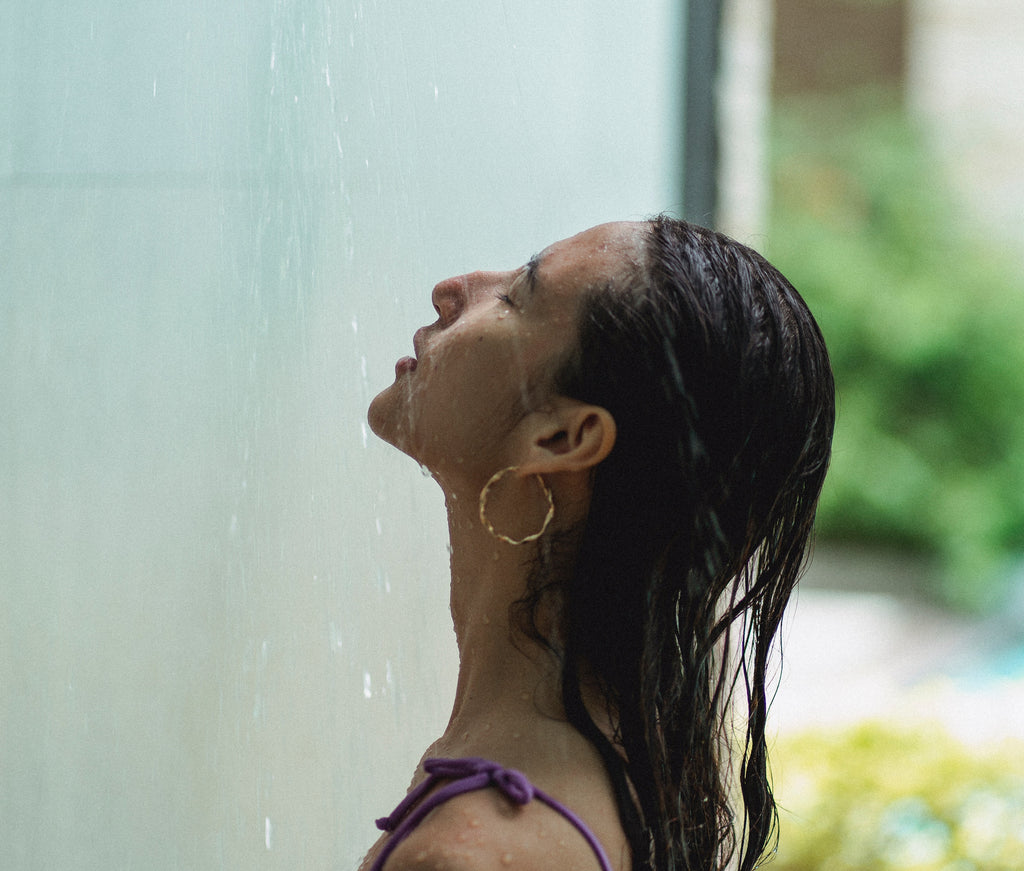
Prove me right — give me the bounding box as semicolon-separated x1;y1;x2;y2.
478;466;554;546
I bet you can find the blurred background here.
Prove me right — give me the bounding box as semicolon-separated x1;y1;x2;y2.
1;1;1021;869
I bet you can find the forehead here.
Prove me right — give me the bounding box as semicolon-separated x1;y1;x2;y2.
536;221;647;293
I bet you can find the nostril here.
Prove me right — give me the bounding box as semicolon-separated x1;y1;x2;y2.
431;278;465;325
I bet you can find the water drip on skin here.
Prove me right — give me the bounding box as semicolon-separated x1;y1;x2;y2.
419;463;432;477
501;853;514;865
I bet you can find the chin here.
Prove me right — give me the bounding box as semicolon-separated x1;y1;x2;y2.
367;389;399;445
367;384;416;457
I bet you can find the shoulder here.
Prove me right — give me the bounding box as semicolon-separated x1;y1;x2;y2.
381;786;616;871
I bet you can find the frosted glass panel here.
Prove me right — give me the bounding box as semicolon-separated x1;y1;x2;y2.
0;2;677;867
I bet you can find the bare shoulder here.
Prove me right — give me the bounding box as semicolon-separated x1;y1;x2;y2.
381;787;620;871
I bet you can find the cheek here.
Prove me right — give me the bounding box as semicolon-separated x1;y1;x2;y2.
419;350;532;452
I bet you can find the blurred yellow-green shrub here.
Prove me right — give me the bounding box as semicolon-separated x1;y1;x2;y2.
768;93;1024;610
771;723;1024;871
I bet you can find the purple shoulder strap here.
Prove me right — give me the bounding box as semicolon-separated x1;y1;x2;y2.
369;757;614;871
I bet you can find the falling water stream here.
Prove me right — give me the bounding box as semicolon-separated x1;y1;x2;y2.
0;1;678;867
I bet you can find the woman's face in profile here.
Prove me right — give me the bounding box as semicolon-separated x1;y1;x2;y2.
367;222;644;483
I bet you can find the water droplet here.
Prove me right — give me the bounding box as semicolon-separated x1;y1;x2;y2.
329;621;344;651
265;817;273;850
469;818;481;828
360;420;368;448
501;853;513;865
351;315;359;334
511;731;521;740
363;671;372;698
419;464;433;478
375;517;382;535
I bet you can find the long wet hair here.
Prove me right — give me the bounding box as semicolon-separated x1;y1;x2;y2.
520;217;835;871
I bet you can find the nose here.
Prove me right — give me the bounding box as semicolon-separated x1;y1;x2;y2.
430;270;505;325
431;275;466;325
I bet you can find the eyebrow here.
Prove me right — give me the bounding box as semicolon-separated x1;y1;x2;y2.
522;252;543;299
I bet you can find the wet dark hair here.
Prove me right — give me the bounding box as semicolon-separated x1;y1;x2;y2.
520;217;835;871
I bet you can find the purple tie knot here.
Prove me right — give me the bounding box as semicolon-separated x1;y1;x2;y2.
491;767;534;805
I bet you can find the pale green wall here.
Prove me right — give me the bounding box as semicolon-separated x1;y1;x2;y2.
0;1;679;867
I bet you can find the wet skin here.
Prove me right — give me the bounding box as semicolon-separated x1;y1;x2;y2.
368;221;646;492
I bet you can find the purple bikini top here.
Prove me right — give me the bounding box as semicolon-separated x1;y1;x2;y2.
370;757;614;871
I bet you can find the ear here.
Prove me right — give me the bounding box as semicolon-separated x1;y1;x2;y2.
517;399;617;475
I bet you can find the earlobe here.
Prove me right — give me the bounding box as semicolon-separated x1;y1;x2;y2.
520;402;616;475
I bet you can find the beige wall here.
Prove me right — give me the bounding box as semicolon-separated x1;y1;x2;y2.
908;0;1024;262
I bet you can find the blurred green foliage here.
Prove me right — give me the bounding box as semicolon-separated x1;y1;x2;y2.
771;723;1024;871
768;93;1024;610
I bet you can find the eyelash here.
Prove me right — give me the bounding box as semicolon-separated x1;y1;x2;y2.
495;292;515;306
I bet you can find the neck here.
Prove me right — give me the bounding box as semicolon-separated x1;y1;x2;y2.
428;485;567;762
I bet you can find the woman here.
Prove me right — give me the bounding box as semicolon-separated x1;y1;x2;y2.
360;217;835;871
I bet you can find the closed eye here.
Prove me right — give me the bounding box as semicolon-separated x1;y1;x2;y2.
495;292;515;306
